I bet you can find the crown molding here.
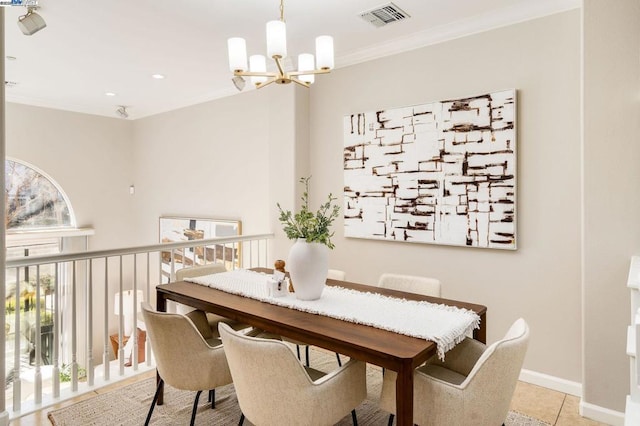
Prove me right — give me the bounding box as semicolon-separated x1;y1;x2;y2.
336;0;581;68
6;0;580;119
6;86;245;121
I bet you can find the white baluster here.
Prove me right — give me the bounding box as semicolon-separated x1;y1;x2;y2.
53;263;60;397
34;266;42;403
87;259;94;386
103;258;110;381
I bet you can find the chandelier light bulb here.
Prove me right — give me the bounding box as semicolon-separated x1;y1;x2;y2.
249;55;268;86
266;20;287;58
228;37;248;72
298;54;315;84
315;35;334;70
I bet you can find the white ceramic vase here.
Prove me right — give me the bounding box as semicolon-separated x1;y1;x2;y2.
287;239;329;300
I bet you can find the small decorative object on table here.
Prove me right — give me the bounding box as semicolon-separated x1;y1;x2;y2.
277;176;340;300
274;259;295;292
270;260;290;297
267;276;288;298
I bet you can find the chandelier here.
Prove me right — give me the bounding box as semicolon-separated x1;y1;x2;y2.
227;0;334;91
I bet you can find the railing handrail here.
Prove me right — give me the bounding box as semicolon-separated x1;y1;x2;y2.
6;233;274;268
3;232;274;418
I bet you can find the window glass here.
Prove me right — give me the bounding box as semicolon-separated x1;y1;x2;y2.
5;159;73;230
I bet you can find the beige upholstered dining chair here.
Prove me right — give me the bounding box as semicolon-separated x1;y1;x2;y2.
219;322;367;426
141;303;233;426
175;263;249;334
174;262;228;280
377;273;442;297
379;318;530;426
327;268;347;281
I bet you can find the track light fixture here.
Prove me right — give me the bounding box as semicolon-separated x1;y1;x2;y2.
116;106;129;119
18;7;46;35
0;1;46;36
232;76;246;92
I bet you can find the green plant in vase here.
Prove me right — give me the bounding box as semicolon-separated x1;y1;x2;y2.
277;176;340;300
277;176;340;249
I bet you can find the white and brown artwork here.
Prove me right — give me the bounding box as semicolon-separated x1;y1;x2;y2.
343;89;516;249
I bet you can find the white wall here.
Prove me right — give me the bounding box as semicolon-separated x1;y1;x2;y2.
130;89;272;246
5;103;136;250
309;11;582;383
4;103;137;365
582;0;640;414
266;85;312;261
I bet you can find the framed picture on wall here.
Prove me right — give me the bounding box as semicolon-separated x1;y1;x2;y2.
159;216;242;283
344;89;517;250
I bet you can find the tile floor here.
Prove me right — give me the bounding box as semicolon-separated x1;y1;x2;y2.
510;381;607;426
9;373;609;426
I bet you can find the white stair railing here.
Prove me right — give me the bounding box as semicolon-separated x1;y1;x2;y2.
2;233;273;420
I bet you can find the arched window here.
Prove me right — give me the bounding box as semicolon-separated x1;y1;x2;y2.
5;158;76;231
4;159;91;384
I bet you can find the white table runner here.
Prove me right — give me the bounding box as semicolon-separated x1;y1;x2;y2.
186;269;480;359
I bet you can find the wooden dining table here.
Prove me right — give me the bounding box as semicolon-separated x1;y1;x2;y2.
155;268;487;426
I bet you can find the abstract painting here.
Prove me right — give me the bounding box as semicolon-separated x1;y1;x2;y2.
343;89;516;249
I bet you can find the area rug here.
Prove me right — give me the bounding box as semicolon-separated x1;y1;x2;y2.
48;348;549;425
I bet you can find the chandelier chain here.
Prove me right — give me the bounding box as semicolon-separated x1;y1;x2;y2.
279;0;284;22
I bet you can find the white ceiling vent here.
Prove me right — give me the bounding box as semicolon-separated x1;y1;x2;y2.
360;3;410;28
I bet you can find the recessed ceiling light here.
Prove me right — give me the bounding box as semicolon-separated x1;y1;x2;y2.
151;74;165;79
105;92;116;97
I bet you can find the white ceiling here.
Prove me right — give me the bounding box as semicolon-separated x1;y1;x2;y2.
3;0;579;120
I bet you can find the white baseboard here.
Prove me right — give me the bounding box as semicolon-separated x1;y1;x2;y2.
519;368;582;396
624;396;640;426
580;400;625;426
518;369;626;425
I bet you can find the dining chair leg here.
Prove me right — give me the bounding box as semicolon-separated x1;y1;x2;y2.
336;352;342;367
387;413;394;426
190;390;203;426
144;378;164;426
210;389;216;409
305;345;310;367
239;413;245;425
296;344;302;361
351;409;358;426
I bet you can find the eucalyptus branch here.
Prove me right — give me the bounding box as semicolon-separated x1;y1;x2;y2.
277;176;340;249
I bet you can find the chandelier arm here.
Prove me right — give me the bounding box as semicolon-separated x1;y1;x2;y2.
290;77;311;88
256;77;278;89
234;71;278;78
273;56;286;78
288;68;332;77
